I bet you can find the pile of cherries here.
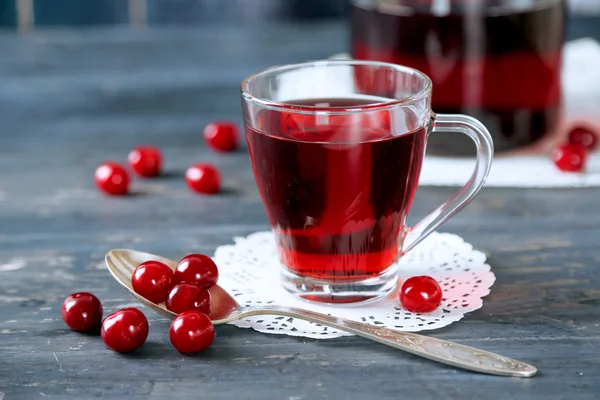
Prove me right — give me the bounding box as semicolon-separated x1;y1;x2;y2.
61;253;219;354
552;125;598;172
94;122;238;196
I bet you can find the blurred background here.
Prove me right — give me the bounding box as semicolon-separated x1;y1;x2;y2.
0;0;349;28
0;0;599;39
1;0;600;158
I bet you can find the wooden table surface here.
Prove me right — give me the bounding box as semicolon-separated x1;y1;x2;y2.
1;22;599;400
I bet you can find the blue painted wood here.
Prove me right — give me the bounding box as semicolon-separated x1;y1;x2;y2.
0;0;16;27
0;22;599;399
33;0;129;26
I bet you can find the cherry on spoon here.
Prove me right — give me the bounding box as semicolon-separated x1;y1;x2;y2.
105;249;537;378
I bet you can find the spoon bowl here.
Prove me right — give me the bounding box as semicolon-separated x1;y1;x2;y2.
106;249;240;322
105;248;537;378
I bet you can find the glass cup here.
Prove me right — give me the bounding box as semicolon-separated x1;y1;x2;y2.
241;60;493;304
351;0;566;156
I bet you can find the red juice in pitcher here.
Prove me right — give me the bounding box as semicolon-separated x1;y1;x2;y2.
351;0;566;155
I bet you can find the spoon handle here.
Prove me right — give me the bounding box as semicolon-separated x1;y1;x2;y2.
240;306;536;378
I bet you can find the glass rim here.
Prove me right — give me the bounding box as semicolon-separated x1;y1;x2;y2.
241;59;432;114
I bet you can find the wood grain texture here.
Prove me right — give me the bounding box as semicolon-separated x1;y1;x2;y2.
1;23;599;400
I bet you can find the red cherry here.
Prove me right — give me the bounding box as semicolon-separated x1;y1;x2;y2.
61;292;103;333
568;126;598;151
399;276;443;313
128;146;162;177
185;164;220;194
101;308;149;353
169;311;214;354
552;143;587;172
94;162;129;196
174;254;219;288
132;261;174;304
204;121;239;152
166;284;211;315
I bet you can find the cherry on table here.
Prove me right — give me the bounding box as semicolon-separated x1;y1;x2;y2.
128;146;162;177
568;126;598;151
166;283;211;315
61;292;103;333
101;307;149;353
552;143;587;172
94;162;130;196
132;260;174;304
174;254;219;288
204;121;239;152
169;311;214;354
399;276;443;313
185;164;221;194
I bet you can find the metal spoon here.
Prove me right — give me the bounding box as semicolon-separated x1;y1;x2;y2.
105;249;537;378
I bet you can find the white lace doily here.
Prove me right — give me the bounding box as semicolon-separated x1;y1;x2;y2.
214;231;495;339
419;153;600;188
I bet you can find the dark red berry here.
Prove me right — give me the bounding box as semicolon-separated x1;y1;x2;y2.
101;307;148;353
132;261;174;304
61;292;103;333
166;283;211;315
169;311;214;354
185;164;220;194
204;121;239;152
128;146;162;177
94;162;129;196
400;276;443;313
174;254;219;289
568;126;598;151
552;143;587;172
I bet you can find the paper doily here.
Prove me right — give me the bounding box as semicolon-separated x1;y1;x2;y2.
214;231;495;339
419;154;600;188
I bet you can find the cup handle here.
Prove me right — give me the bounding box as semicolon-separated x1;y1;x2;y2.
403;114;494;254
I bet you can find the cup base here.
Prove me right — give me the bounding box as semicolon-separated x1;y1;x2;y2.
280;263;399;305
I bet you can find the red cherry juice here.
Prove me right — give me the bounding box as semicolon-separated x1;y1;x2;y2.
246;97;428;281
351;0;565;154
